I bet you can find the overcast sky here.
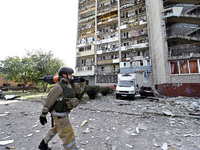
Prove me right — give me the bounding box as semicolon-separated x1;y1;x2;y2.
0;0;78;69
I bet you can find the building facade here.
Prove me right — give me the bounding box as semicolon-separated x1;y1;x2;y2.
76;0;200;97
146;0;200;97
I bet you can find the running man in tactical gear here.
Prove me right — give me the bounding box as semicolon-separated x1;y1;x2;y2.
38;67;85;150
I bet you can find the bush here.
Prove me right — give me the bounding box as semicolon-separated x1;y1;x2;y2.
86;85;100;99
100;87;112;96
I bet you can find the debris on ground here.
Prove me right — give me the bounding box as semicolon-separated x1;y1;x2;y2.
0;140;14;146
0;95;200;149
4;95;21;100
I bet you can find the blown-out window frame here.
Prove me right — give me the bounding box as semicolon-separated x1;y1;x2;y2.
170;59;200;75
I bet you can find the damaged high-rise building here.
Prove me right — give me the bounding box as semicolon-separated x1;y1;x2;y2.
76;0;200;97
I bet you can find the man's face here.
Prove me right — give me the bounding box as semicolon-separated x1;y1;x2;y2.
67;73;73;80
62;73;73;81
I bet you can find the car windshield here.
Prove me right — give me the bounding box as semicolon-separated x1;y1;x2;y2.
119;81;134;87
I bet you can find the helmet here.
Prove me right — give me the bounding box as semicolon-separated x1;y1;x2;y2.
58;67;74;77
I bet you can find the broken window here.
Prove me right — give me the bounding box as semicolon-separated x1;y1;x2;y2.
171;62;179;74
171;59;199;75
189;60;199;73
180;61;189;74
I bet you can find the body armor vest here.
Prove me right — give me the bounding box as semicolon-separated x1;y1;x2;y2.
50;82;76;112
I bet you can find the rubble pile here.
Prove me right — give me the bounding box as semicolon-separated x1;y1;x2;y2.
0;95;200;150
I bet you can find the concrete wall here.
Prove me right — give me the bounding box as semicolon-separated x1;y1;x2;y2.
171;74;200;83
146;0;170;85
136;73;153;88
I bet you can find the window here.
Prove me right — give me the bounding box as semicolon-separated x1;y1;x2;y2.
170;59;200;75
171;62;179;74
3;83;10;87
87;37;93;43
180;61;189;74
113;65;116;71
85;45;90;51
140;60;143;66
102;56;105;60
79;47;84;52
126;12;128;18
82;59;86;65
189;60;199;73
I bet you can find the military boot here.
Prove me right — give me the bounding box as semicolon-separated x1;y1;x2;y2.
38;139;51;150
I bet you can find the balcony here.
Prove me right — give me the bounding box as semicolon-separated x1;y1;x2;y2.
97;58;120;65
79;25;95;32
98;1;117;13
79;9;95;20
113;58;119;63
97;48;119;54
75;66;95;76
97;7;118;17
121;33;148;41
120;21;147;31
96;68;119;75
163;0;200;5
163;5;200;23
121;43;148;51
78;32;95;39
97;17;118;26
120;0;145;7
97;59;113;65
122;57;131;61
133;56;144;61
79;15;95;23
97;28;118;35
120;61;131;68
121;12;146;22
168;44;200;57
79;5;95;15
77;49;95;57
97;37;119;45
120;66;152;74
163;6;184;18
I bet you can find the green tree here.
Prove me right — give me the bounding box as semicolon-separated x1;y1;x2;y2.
0;56;35;92
26;49;65;92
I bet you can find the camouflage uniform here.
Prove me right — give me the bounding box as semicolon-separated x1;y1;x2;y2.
40;79;85;150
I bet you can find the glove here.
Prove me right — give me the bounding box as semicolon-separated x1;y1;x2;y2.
39;116;47;125
79;77;85;82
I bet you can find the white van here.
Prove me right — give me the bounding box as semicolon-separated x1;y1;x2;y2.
116;73;136;99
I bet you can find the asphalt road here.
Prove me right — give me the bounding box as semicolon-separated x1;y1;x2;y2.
0;96;200;150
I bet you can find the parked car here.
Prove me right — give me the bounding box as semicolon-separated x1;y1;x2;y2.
0;90;3;97
139;86;154;96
